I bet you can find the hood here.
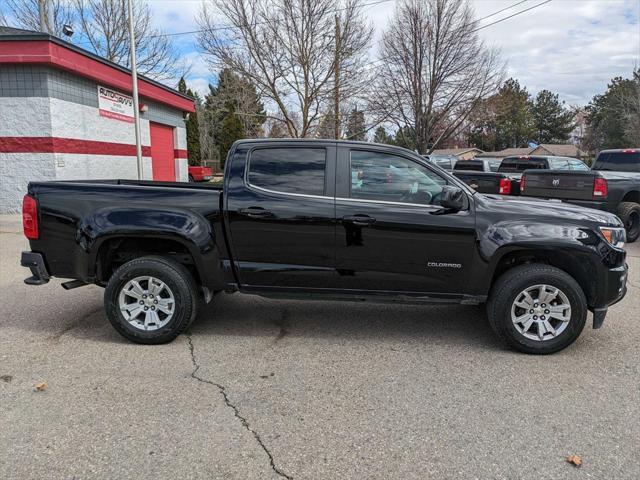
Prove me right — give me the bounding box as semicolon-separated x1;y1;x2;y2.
477;193;622;227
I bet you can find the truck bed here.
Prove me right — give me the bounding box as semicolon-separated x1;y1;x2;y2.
26;179;226;287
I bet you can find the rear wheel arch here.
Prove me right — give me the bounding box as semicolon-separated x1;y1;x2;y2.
621;190;640;204
94;235;203;287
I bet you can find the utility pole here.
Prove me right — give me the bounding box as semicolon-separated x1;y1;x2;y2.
127;0;144;179
38;0;51;34
333;14;340;140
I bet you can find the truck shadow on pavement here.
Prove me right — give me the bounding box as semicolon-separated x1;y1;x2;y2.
186;293;504;351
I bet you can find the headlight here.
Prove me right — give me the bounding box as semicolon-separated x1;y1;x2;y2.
599;226;626;249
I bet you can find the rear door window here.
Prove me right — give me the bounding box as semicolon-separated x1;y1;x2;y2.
548;158;570;169
454;161;484;171
499;159;547;173
248;147;327;195
569;159;590;171
593;151;640;172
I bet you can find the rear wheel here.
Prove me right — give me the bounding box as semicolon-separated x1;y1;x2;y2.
617;202;640;243
487;264;587;354
104;256;198;344
188;174;195;182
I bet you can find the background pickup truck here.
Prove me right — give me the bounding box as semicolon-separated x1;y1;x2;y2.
452;158;515;195
188;165;213;182
521;149;640;242
21;139;628;354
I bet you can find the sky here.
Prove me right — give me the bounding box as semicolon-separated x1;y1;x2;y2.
145;0;639;107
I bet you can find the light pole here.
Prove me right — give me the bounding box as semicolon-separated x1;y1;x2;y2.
127;0;144;179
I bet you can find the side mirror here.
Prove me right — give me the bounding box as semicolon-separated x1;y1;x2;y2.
440;185;465;211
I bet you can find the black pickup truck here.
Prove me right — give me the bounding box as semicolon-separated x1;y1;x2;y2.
452;158;515;195
521;149;640;242
21;140;628;354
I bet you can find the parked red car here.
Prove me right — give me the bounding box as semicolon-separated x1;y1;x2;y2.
188;166;213;182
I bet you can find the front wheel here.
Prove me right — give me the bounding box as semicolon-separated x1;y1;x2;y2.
617;202;640;243
104;256;198;344
487;264;587;354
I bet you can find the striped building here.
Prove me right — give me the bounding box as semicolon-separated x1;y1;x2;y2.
0;26;195;213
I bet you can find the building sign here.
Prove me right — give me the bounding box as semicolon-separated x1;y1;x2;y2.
98;86;134;123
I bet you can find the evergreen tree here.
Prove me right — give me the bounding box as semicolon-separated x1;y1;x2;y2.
392;126;417;150
373;126;394;145
185;89;202;165
585;70;640;151
177;78;202;165
206;69;265;138
532;90;575;144
177;77;187;94
495;78;534;148
315;108;336;139
345;107;366;140
218;104;245;169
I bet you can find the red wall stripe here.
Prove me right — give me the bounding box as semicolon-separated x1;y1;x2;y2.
174;149;188;159
0;40;195;113
0;136;152;157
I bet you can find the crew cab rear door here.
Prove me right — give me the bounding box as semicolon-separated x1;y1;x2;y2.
333;145;476;295
224;143;337;288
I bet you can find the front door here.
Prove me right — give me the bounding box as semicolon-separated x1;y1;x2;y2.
150;122;175;181
225;143;337;289
334;146;476;295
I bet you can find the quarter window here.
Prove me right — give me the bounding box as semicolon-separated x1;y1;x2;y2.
350;150;446;205
248;148;326;195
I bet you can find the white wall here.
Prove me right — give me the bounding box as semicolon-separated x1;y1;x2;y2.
0;97;52;137
49;98;151;146
0;153;57;213
1;94;187;213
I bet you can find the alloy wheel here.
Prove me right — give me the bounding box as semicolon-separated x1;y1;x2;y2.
510;284;571;341
118;276;175;331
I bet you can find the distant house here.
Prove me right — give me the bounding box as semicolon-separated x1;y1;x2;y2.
529;144;585;158
430;147;484;160
478;144;585;159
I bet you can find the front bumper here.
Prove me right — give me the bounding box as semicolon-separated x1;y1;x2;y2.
21;251;50;285
591;263;628;329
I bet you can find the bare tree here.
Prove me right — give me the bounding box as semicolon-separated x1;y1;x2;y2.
371;0;504;153
197;0;373;138
2;0;74;36
2;0;182;81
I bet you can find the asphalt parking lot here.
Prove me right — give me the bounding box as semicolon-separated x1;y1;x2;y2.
1;213;639;480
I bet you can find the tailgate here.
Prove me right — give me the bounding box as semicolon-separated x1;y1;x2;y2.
522;170;596;200
453;171;502;194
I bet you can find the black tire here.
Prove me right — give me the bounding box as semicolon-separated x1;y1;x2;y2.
617;202;640;243
188;174;195;182
104;256;198;344
487;264;587;354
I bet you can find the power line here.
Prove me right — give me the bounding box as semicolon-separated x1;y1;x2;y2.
472;0;553;32
149;0;395;39
476;0;529;23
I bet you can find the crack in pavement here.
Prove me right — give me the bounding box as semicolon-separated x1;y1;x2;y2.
48;307;103;343
186;335;293;480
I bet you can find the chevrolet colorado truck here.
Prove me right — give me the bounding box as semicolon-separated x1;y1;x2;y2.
21;140;628;354
521;149;640;242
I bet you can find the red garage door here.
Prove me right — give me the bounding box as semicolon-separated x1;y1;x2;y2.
150;122;175;181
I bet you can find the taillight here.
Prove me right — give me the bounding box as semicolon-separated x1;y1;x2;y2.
593;177;608;198
499;178;512;195
520;175;526;193
621;149;637;153
22;194;39;239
